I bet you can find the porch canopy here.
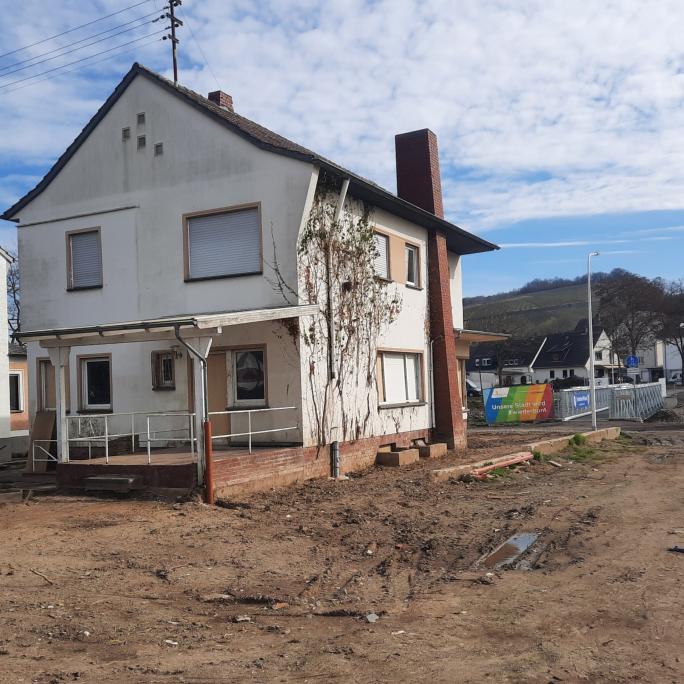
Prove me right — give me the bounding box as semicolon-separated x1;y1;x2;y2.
17;304;319;475
17;304;319;348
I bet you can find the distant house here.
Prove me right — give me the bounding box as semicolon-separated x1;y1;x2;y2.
9;343;29;456
531;321;618;385
0;247;16;462
468;320;620;388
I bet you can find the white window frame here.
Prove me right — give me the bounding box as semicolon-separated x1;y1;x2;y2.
378;351;423;406
9;370;23;412
374;232;390;280
232;348;267;407
80;356;112;411
405;243;419;287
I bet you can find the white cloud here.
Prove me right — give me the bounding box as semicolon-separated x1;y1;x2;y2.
3;0;684;234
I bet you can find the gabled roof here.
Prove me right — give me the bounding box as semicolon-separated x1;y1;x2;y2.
2;64;497;256
466;336;545;372
534;327;602;369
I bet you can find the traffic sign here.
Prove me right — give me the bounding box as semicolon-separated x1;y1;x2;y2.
625;355;639;368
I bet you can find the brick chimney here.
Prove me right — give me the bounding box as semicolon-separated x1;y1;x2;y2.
395;128;465;451
208;90;234;112
395;129;444;217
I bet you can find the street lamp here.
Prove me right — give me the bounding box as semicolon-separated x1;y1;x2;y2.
587;251;600;430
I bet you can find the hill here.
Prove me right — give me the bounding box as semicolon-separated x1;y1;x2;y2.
464;282;588;336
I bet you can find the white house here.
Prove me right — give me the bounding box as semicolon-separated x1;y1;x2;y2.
3;64;497;496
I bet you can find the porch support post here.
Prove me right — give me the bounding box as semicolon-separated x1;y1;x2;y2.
186;336;212;485
47;346;70;463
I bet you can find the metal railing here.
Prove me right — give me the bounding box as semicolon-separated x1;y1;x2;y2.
31;440;58;470
208;406;297;454
66;410;196;464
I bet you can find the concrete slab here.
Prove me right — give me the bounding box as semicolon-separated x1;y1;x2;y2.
376;449;420;467
418;443;448;459
430;451;531;481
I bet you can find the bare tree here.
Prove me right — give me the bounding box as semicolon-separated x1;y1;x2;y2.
596;269;663;358
657;279;684;379
7;249;19;337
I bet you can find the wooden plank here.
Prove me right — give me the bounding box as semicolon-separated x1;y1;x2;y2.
25;410;56;474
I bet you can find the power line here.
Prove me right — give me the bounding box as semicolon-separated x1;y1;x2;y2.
1;37;164;95
0;17;163;79
0;0;155;61
0;30;166;90
176;4;220;90
0;10;163;74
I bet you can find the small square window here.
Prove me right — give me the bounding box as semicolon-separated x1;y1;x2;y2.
137;112;145;125
152;351;175;390
122;127;130;141
137;135;146;150
154;142;163;156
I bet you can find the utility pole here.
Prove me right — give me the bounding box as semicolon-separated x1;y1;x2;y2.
587;251;600;430
163;0;183;85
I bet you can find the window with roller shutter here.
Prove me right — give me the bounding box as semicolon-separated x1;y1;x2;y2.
67;229;102;290
184;204;262;280
374;232;390;279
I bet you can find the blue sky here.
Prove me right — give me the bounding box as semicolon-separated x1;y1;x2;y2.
2;0;684;297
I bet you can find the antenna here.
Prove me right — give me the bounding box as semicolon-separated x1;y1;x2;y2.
163;0;183;84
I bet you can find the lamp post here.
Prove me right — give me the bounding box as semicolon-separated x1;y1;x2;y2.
587;251;600;430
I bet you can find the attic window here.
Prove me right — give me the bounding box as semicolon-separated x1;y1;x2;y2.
137;112;145;125
122;127;130;141
154;142;163;156
137;135;146;150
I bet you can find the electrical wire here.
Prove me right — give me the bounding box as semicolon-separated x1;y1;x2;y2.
0;10;163;74
0;17;163;79
0;0;155;60
0;30;166;90
1;37;164;95
176;4;220;90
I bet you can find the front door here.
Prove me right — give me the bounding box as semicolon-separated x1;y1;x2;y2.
207;352;230;439
38;359;56;410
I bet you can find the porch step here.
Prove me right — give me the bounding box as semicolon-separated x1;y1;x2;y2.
82;475;142;493
376;448;420;467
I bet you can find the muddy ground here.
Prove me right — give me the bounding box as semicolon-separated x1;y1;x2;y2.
1;430;683;683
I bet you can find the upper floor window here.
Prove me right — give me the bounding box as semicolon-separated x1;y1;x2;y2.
405;243;419;287
595;350;603;361
481;358;492;368
185;205;262;281
374;232;390;279
67;229;102;290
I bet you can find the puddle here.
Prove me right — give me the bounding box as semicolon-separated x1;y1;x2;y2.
481;532;540;569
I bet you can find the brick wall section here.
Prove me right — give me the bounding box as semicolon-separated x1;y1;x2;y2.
395;128;466;451
214;428;431;497
57;462;197;489
427;230;466;450
395;129;444;218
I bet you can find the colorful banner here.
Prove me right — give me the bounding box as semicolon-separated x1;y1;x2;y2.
483;384;554;424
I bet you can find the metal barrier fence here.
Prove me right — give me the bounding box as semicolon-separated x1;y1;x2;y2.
609;383;664;421
554;386;612;421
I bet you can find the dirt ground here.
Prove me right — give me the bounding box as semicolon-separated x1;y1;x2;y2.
1;430;683;683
